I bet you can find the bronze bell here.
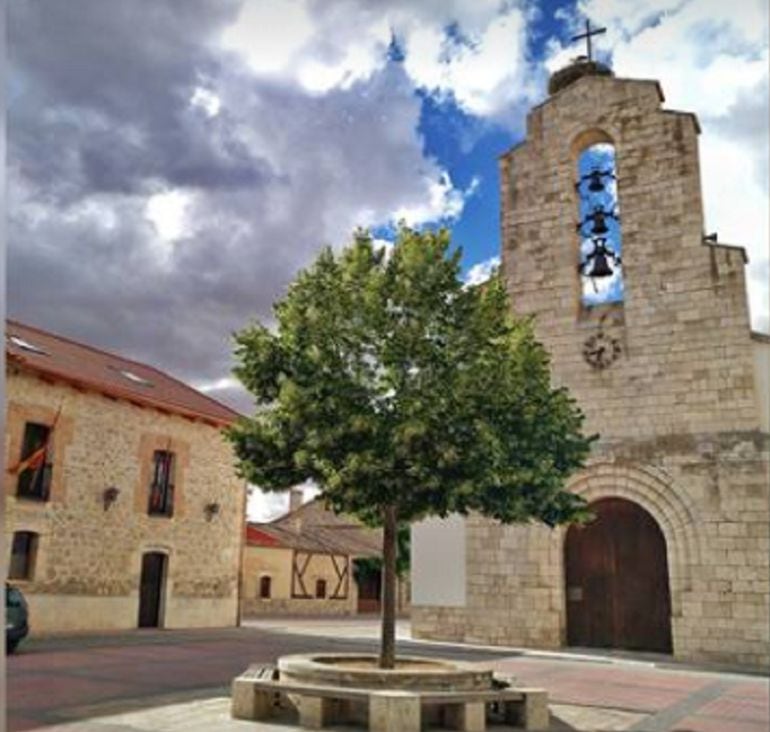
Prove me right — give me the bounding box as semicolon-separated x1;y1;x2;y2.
586;252;614;278
591;210;609;235
584;238;615;278
587;169;605;192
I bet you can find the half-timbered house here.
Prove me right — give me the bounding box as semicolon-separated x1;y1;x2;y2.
242;493;409;616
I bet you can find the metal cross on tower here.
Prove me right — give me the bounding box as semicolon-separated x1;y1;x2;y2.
571;19;606;62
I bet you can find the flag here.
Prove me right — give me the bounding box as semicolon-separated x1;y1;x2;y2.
7;404;62;475
8;445;47;476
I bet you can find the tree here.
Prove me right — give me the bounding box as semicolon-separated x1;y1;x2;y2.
228;226;595;668
352;523;410;589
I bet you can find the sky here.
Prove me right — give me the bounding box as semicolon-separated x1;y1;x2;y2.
8;0;769;519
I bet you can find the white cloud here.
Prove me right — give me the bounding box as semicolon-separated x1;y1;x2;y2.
219;0;315;77
296;14;391;93
247;488;289;521
699;134;769;329
190;86;222;117
580;0;768;47
246;480;320;521
145;189;191;243
465;255;500;286
220;0;390;92
217;1;537;115
393;172;478;226
402;8;531;115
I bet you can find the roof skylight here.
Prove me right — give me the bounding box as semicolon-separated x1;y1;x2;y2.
8;335;49;355
118;369;154;387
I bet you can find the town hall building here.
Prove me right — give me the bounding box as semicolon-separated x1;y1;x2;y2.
411;59;770;669
5;320;247;634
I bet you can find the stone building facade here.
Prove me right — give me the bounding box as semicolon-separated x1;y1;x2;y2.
411;64;770;669
4;320;246;634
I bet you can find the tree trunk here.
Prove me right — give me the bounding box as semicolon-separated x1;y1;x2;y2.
379;505;398;669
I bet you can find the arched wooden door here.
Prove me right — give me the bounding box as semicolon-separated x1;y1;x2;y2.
138;552;167;628
565;497;672;653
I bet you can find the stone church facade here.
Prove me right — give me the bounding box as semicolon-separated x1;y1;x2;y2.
5;320;247;634
411;64;770;669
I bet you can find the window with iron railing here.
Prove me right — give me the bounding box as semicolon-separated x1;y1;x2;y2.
148;449;175;517
16;422;52;502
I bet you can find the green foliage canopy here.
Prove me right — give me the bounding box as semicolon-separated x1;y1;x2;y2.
228;226;595;529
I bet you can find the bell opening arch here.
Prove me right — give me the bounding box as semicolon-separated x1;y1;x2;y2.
572;129;625;310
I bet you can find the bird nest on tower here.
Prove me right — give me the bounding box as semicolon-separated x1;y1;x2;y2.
548;57;614;95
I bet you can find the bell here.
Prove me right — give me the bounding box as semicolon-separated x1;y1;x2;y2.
586;252;613;278
587;170;605;193
591;211;609;235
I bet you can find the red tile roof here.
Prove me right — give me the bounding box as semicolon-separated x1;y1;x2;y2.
247;498;381;557
246;525;282;547
6;319;241;426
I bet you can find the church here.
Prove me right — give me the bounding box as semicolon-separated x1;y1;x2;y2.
411;56;770;669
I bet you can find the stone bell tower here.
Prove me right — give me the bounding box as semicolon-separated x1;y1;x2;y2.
411;59;769;669
500;59;760;435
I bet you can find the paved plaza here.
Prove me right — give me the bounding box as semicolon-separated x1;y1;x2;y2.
7;618;769;731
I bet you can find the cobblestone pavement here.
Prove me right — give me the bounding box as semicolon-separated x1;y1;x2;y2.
8;620;769;731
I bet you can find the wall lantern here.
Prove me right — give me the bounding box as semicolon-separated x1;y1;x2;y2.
204;501;220;522
103;486;120;511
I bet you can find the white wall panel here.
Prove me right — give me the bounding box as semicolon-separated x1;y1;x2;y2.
411;515;466;607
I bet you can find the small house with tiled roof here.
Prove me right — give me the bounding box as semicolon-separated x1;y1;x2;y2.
4;320;247;634
242;491;408;617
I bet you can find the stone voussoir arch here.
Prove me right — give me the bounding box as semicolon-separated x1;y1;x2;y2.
561;124;628;202
565;461;702;612
567;125;621;161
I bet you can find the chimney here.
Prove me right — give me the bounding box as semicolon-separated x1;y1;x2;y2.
289;488;304;513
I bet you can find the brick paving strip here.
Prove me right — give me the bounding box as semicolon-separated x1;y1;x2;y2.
490;656;769;732
627;681;732;731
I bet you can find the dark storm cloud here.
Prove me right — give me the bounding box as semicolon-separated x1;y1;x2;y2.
76;120;273;195
8;0;454;412
9;0;268;199
9;0;237;111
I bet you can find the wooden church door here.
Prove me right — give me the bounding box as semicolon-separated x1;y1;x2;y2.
564;498;672;653
138;552;167;628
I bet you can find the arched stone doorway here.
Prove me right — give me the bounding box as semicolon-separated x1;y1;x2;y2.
564;497;673;653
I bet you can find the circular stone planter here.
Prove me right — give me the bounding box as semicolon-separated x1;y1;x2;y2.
278;653;495;692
